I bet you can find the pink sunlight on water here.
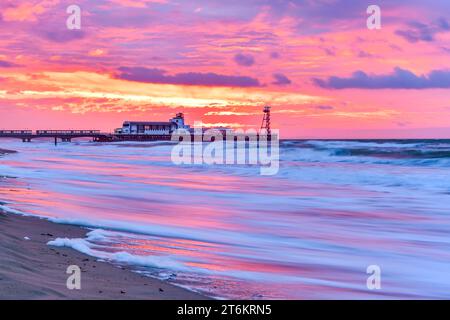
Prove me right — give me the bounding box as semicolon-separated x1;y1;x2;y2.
1;138;450;299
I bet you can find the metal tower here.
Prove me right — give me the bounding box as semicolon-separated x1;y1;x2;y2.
261;105;271;136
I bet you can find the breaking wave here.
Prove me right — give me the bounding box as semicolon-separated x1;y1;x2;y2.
280;140;450;166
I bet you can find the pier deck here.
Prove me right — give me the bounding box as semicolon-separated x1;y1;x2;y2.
0;130;175;143
0;130;112;143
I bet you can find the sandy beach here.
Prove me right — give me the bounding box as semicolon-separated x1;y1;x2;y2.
0;212;207;300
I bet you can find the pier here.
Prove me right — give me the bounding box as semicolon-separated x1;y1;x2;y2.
0;108;273;144
0;130;176;144
0;130;112;144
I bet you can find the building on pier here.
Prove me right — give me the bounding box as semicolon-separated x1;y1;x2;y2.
115;113;190;135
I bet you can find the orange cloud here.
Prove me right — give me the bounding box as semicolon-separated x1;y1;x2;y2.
2;0;59;22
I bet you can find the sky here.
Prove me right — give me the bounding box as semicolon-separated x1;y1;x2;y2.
0;0;449;138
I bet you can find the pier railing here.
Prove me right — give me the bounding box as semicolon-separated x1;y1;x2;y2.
0;130;110;143
35;130;101;136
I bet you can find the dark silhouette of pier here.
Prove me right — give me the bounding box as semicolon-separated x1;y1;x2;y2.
0;130;174;144
0;130;112;144
0;128;273;145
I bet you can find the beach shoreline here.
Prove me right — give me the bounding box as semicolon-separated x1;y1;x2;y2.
0;211;209;300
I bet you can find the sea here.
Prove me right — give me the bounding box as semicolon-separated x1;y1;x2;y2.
1;138;450;299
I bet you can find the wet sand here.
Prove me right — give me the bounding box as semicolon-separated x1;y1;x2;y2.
0;212;208;300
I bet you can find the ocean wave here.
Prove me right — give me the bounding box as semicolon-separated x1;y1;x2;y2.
48;231;190;271
280;140;450;166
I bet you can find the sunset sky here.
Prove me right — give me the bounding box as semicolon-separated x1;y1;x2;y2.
0;0;449;138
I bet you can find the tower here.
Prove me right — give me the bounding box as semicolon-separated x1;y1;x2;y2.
171;113;185;128
261;105;271;136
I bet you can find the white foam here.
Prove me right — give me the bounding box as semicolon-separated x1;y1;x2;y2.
47;235;191;271
47;238;94;257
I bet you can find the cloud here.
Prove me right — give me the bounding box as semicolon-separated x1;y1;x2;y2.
314;68;450;89
272;73;291;86
0;60;20;68
270;52;280;59
314;105;334;110
233;53;255;67
1;0;59;22
357;51;374;58
88;49;107;57
116;67;261;87
437;17;450;30
395;19;450;43
40;29;85;43
108;0;168;8
204;111;257;116
322;47;336;56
